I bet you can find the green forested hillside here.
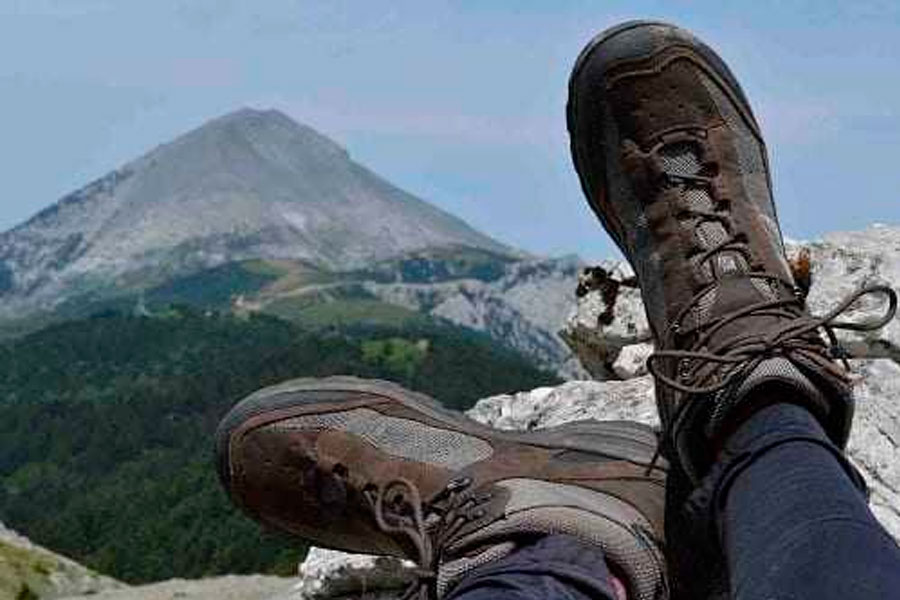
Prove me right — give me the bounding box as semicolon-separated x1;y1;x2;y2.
0;308;558;583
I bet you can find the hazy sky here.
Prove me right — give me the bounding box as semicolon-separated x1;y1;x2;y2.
2;1;899;260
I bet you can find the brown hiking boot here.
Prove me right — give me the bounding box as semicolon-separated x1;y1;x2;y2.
216;376;668;600
567;21;896;482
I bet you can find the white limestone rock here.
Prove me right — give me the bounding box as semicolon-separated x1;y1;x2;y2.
468;378;659;430
847;359;900;539
275;548;414;600
613;343;654;379
561;267;650;380
797;228;900;360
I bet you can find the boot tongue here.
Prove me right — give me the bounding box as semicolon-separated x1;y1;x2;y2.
703;275;787;351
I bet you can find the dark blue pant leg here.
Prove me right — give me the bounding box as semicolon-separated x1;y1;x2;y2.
445;534;619;600
718;403;900;600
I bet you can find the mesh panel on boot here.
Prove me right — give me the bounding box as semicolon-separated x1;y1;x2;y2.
658;142;701;175
697;70;792;276
709;357;826;435
684;188;713;212
269;408;492;469
658;141;750;280
697;73;766;177
689;287;719;330
697;221;728;248
750;277;779;301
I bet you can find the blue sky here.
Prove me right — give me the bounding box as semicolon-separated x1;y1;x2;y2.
2;1;899;260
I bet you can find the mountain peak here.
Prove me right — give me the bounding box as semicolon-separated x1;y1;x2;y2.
163;107;349;166
0;108;512;317
206;107;297;134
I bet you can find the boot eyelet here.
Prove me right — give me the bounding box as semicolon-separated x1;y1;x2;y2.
677;359;691;381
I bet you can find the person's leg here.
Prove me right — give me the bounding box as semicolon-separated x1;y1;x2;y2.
717;402;900;600
445;535;623;600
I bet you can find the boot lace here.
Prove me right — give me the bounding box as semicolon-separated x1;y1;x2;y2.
365;477;492;600
647;283;897;397
636;132;898;456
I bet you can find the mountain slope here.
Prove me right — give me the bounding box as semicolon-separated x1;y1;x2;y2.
0;109;512;319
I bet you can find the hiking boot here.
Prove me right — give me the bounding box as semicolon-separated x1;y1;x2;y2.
216;376;668;600
567;21;895;482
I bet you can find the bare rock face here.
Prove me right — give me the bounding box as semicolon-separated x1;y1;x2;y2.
468;378;659;430
365;256;589;379
0;520;121;599
801;227;900;362
276;548;414;600
846;359;900;539
612;343;654;379
560;263;649;380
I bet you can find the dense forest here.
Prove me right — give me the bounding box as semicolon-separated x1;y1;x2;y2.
0;307;559;583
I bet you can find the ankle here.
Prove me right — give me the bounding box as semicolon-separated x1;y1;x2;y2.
720;400;828;456
710;403;867;511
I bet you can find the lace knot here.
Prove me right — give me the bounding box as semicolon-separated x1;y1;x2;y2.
648;283;897;403
368;477;489;600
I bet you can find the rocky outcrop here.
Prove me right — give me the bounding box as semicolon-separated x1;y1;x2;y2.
272;549;414;600
801;227;900;363
468;378;658;430
561;226;900;378
846;359;900;539
365;256;587;378
0;520;120;599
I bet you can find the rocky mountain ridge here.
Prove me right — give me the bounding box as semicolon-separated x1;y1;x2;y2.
0;108;586;378
0;109;511;321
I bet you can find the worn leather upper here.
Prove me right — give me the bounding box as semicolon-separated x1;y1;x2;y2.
217;376;669;600
567;22;858;480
